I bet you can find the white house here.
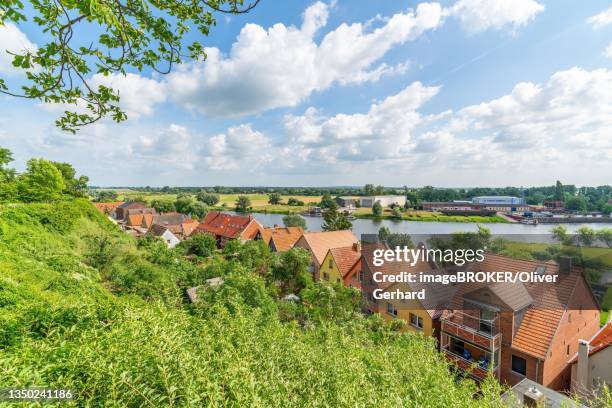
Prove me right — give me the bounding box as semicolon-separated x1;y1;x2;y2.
148;224;181;248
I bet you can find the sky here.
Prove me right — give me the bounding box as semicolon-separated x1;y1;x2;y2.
0;0;611;187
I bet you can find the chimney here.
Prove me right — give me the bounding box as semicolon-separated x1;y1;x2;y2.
558;256;572;275
523;386;545;407
576;339;590;396
353;241;361;252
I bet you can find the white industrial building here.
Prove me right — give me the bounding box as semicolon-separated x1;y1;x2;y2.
359;195;406;208
471;196;525;205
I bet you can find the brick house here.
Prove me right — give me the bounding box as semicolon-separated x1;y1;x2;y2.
195;211;263;248
258;226;304;252
318;243;361;286
439;254;600;391
115;201;147;220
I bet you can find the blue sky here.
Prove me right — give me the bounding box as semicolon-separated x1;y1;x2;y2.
0;0;611;187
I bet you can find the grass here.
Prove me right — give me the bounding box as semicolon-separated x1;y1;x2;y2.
114;191;508;223
503;241;612;269
601;310;610;325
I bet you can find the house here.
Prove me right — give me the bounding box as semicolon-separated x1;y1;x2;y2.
147;224;180;248
318;243;361;286
360;242;453;340
94;201;124;218
126;213;154;229
259;226;304;252
293;230;358;280
570;323;612;399
503;378;587;408
359;195;406;208
150;212;197;239
439;254;600;390
195;211;264;248
116;201;147;220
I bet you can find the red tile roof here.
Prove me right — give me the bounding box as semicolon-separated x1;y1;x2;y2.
298;230;358;265
94;202;124;214
196;211;262;240
262;226;304;252
329;245;361;278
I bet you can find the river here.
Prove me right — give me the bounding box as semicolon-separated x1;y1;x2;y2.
246;212;612;244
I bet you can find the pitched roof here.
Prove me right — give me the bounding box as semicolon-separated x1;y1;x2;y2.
94;201;124;214
126;213;144;227
196;211;261;240
118;201;146;209
568;323;612;364
446;253;593;359
299;230;358;265
148;224;172;237
181;219;199;237
263;226;304;252
329;245;361;278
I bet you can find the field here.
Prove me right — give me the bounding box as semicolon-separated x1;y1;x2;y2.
113;190;507;222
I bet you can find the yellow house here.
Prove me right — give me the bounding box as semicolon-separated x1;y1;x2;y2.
319;244;361;286
380;281;440;337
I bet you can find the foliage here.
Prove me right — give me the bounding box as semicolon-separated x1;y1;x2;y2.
268;193;282;205
0;0;261;132
282;213;307;229
271;248;312;295
551;225;573;245
196;192;220;206
322;203;352;231
177;233;216;258
235;195;252;213
319;192;335;209
91;190;118;202
597;228;612;248
16;158;65;202
287;197;304;206
51;161;89;197
378;227;414;248
372;201;383;217
151;198;176;213
576;226;597;247
554;180;565;201
565;196;587;212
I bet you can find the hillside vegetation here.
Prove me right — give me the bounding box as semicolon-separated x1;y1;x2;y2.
0;199;516;407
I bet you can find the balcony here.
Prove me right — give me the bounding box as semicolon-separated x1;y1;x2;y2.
441;342;500;381
441;310;501;351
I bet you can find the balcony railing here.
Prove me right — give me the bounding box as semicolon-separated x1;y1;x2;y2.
441;346;499;381
441;311;502;351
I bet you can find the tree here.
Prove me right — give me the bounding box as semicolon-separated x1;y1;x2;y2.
287;197;304;206
51;161;89;197
268;193;282;205
372;201;383;218
576;226;596;247
17;158;65;202
390;207;403;219
151;199;176;213
378;227;413;248
190;201;208;219
92;190;118;202
554;180;565;201
319;192;335;209
235;195;252;213
551;225;573;246
282;214;307;229
596;228;612;248
0;147;17;202
271;248;312;295
322;203;352;231
0;1;261;132
175;194;194;214
565;196;587;212
197;192;220;206
363;184;375;196
178;233;216;258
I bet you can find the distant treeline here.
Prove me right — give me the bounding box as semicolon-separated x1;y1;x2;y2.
91;183;612;212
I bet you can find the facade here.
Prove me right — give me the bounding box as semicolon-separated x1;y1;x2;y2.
336;196;359;207
570;323;612;399
293;230;358;281
195;211;264;248
318;243;361;286
439;254;600;390
471;196;525;205
116;202;147;220
259;226;304;252
421;200;529;213
359;195;406;208
360;243;452;339
148;224;180;248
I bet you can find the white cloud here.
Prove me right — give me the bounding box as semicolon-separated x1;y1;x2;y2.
606;43;612;59
0;23;38;75
588;5;612;29
90;73;166;118
200;124;274;171
167;2;443;118
447;0;544;33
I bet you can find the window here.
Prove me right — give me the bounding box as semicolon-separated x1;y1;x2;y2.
323;272;329;281
387;303;398;317
336;278;341;284
511;355;527;376
409;313;423;329
329;259;333;268
566;345;570;356
359;270;364;282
